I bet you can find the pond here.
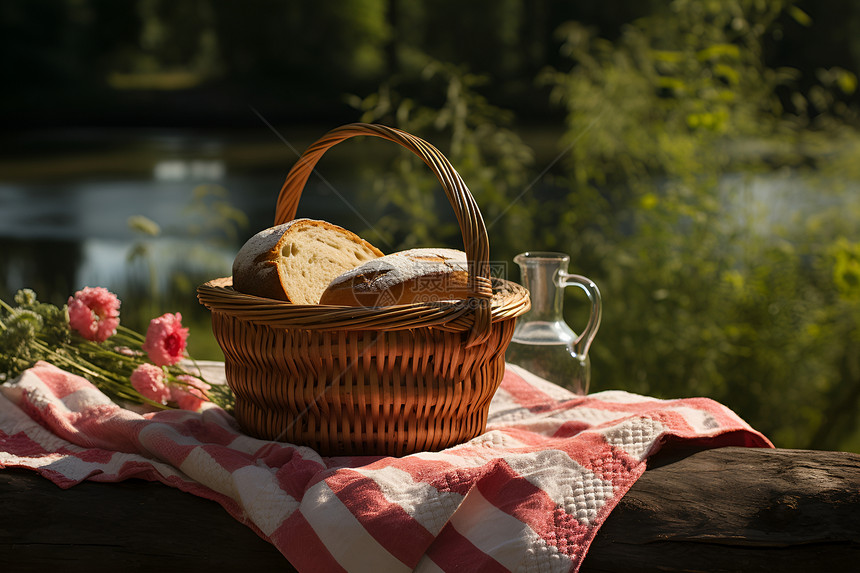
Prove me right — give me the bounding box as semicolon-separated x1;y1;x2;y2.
2;127;855;310
0;127;389;306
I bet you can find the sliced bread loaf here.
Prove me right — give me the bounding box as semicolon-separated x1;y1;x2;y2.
232;218;384;304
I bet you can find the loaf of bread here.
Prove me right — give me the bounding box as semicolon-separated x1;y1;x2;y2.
318;248;470;307
232;218;384;304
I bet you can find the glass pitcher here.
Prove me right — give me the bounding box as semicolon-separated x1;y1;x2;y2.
505;252;602;395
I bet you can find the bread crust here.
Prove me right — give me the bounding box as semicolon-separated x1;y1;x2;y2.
319;248;470;307
232;218;384;302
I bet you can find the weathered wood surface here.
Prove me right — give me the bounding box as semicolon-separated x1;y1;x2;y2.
1;446;858;572
582;446;860;572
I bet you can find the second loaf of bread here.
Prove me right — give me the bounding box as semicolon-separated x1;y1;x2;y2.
319;248;470;307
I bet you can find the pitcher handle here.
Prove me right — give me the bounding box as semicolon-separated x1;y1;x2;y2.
559;273;602;358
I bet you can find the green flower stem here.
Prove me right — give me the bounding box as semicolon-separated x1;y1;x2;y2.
2;291;233;411
28;337;165;408
116;324;146;343
0;300;15;331
0;297;14;316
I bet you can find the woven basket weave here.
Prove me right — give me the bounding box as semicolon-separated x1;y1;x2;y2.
197;123;530;456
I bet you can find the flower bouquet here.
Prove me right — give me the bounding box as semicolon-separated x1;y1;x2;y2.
0;287;232;411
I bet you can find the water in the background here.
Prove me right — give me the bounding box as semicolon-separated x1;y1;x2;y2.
0;130;377;302
2;129;856;305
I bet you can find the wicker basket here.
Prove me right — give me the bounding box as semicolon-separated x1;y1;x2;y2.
197;123;530;456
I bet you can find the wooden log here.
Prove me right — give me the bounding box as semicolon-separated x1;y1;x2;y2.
1;447;858;572
0;467;290;572
580;446;860;572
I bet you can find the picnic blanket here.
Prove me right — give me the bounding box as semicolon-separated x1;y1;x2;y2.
0;360;772;572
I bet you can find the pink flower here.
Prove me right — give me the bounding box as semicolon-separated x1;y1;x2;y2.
142;313;189;366
67;287;121;343
130;363;172;404
170;375;212;411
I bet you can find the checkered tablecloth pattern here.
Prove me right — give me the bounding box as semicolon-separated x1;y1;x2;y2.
0;361;771;572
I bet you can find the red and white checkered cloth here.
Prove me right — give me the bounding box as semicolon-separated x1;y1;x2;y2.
0;360;771;572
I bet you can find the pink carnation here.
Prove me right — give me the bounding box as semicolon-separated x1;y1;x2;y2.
170;375;212;411
130;363;172;404
67;287;121;343
142;313;189;367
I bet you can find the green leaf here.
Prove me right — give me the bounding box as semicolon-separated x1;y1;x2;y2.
788;6;813;27
127;215;161;236
697;44;740;61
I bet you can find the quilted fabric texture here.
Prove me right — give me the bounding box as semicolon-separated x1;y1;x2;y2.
0;361;772;572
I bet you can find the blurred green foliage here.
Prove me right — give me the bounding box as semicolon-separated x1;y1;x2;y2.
347;58;536;259
6;0;860;127
345;1;860;452
121;185;247;360
536;0;860;452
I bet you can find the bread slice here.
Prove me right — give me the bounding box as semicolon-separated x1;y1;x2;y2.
319;248;469;307
232;219;384;304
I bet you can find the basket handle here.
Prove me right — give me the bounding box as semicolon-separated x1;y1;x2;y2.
274;123;493;348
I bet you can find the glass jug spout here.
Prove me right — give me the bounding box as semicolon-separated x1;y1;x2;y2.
506;252;602;394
